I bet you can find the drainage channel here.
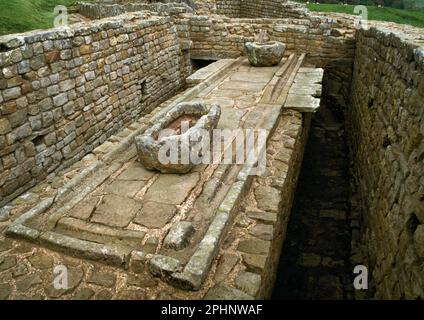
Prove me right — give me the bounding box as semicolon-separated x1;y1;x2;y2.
271;98;354;300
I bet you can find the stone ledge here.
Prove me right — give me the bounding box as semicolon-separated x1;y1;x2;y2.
170;181;246;290
186;59;235;86
41;231;132;268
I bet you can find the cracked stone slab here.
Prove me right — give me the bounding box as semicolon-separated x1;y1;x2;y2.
134;201;176;229
149;254;182;280
217;108;246;130
163;221;195;250
87;270;117;288
284;94;321;113
242;253;267;273
249;224;274;241
143;173;199;205
0;256;17;272
247;211;277;224
91;194;141;228
15;272;43;292
45;266;84;298
69;196;100;220
214;253;240;283
290;82;322;97
28;252;53;269
0;283;12;300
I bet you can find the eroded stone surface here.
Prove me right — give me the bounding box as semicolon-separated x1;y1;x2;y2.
135;102;221;174
247;211;277;224
244;41;286;67
87;270;117;288
134;202;176;229
163;221;195;250
249;224;274;241
144;173;199;205
214;253;240;283
45;266;84;298
237;238;271;255
254;186;281;212
149;255;182;279
104;180;146;198
234;271;261;297
117;163;155;181
204;284;253;300
91;194;141;228
242;253;267;273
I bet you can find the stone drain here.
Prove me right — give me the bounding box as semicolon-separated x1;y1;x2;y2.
272;96;357;299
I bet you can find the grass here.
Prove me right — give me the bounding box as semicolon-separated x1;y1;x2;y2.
305;3;424;28
0;1;423;36
0;0;80;36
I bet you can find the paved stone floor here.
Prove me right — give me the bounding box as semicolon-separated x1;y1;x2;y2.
0;56;321;299
0;59;304;299
271;99;355;300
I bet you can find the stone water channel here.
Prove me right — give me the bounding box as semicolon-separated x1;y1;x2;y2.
272;94;354;300
0;55;323;299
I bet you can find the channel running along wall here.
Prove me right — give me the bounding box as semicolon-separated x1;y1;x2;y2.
0;0;423;299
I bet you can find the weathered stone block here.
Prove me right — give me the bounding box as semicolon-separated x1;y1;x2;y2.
163;221;195;250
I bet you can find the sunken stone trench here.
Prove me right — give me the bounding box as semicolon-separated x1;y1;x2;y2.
272;98;354;300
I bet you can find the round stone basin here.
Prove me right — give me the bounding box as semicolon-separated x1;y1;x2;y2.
135;101;221;173
244;41;286;67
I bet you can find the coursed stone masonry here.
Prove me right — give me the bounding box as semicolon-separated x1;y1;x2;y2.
349;26;424;299
0;12;191;206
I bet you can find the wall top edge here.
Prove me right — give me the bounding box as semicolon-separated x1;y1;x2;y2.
361;26;424;67
0;11;169;50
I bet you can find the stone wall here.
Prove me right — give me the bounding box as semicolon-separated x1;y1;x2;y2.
76;2;356;67
76;1;194;19
349;26;424;299
238;0;309;19
0;13;191;206
188;14;356;67
211;0;308;19
215;0;240;17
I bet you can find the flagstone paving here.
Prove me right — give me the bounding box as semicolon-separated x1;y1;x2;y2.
0;56;323;299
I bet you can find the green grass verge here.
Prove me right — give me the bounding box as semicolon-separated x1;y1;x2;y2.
0;0;80;36
0;1;423;36
306;4;424;28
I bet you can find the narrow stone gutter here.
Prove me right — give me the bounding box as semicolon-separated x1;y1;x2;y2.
272;97;354;300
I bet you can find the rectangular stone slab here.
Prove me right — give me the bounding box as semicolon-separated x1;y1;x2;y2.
229;71;275;83
91;194;141;228
143;173;199;205
218;80;267;92
284;94;321;112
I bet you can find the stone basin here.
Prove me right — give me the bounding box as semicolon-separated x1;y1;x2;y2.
244;41;286;67
135;101;221;173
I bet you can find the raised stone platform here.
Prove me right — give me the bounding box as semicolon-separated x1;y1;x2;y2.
1;56;323;298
